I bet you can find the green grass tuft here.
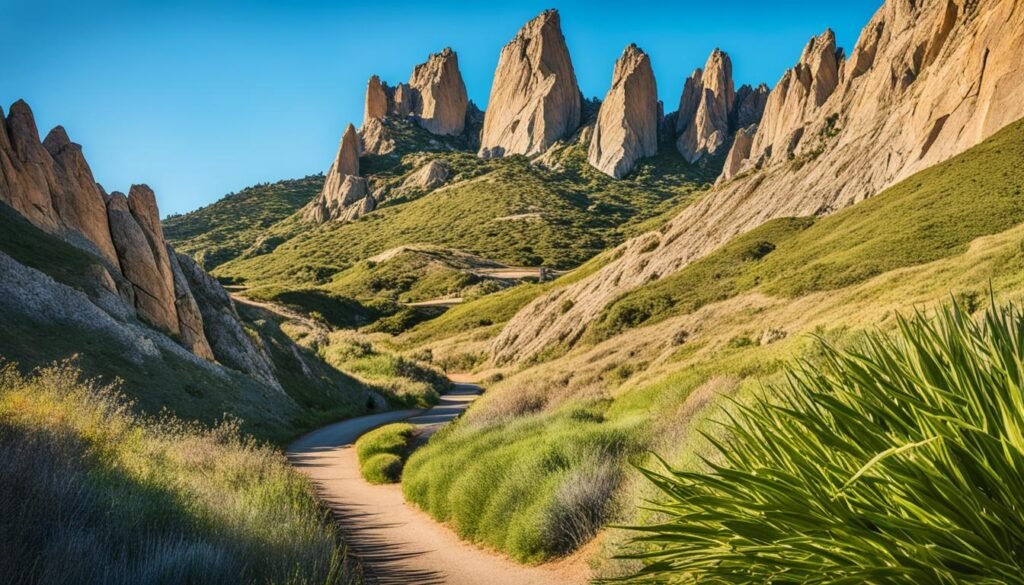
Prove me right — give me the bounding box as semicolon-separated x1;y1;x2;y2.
355;423;416;484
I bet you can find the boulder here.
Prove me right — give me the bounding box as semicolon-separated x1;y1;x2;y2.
588;44;659;179
409;48;468;136
400;160;450;192
478;9;581;158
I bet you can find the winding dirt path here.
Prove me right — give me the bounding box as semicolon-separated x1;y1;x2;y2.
287;377;588;585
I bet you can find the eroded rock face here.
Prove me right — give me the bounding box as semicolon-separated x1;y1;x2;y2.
304;123;376;223
718;124;757;183
479;9;581;158
361;117;396;155
365;75;389;124
167;246;215;361
175;252;280;389
677;49;736;162
400;160;450;193
732;84;770;130
42;126;120;266
588;44;659;179
1;101;59;230
106;191;179;334
409;48;468;136
330;123;360;179
492;0;1024;364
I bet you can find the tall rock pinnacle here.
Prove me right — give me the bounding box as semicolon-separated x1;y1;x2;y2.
676;49;736;162
409;48;468;136
588;44;659;179
478;9;581;158
364;75;389;124
304;123;376;223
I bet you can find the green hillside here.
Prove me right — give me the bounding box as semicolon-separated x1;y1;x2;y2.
164;175;323;270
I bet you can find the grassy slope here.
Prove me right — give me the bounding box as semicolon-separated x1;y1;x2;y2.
401;118;1024;565
0;361;355;584
211;132;713;289
164;175;323;270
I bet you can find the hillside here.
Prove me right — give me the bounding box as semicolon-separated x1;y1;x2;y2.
399;113;1024;569
163;175;323;270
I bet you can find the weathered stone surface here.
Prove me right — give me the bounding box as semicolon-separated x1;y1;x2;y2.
674;69;703;134
175;251;280;389
409;48;468;136
391;83;415;117
718;124;757;183
331;123;360;179
305;123;366;223
478;10;581;158
400;160;450;193
42;126;120;266
106;191;179;334
1;101;59;230
167;245;215;361
746;29;842;168
492;0;1024;364
364;75;389;124
360;117;396;155
304;175;374;223
732;84;770;130
677;49;736;162
588;44;659;179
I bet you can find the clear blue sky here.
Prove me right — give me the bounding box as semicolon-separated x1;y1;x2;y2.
1;0;881;217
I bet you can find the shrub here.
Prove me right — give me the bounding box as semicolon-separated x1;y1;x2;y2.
355;423;416;484
623;299;1024;583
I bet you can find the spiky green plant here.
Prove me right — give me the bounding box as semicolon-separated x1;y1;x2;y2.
623;299;1024;584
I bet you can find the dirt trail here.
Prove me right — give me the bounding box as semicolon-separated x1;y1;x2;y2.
287;378;588;585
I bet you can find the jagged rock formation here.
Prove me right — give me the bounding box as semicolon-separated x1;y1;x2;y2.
676;49;736;162
362;49;468;138
0;101;60;231
719;124;758;183
175;252;280;389
360;118;396;155
408;48;468;136
304;123;376;223
732;84;770;130
492;0;1024;364
478;10;581;158
742;29;843;172
106;190;179;334
588;44;659;179
167;246;215;360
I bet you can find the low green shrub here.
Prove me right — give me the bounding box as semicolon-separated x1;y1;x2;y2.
623;299;1024;583
355;423;416;484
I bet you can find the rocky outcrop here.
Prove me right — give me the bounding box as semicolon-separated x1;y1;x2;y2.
732;84;770;130
492;0;1024;364
360;117;396;155
478;10;581;158
718;124;757;183
175;252;280;389
106;191;179;334
365;75;389;124
677;49;736;162
588;44;659;178
304;123;376;223
362;49;468;137
409;48;468;136
41;127;119;266
400;160;450;193
744;30;843;170
674;70;703;134
167;246;215;361
1;102;59;231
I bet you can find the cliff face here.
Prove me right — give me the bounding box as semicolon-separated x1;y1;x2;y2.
492;0;1024;364
676;49;736;162
587;44;659;179
303;123;376;224
478;10;581;159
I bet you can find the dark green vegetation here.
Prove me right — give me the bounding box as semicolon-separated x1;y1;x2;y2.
164;175;323;270
589;118;1024;341
0;202;369;445
625;300;1024;584
403;405;643;563
0;361;356;584
355;423;416;484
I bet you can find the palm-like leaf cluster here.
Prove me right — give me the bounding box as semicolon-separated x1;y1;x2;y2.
625;300;1024;583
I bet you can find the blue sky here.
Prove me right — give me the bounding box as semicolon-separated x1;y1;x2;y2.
1;0;880;216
